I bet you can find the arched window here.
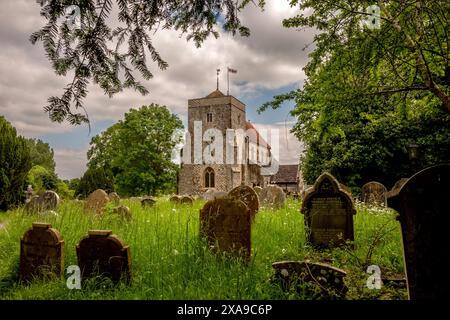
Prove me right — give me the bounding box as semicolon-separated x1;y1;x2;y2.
204;167;215;188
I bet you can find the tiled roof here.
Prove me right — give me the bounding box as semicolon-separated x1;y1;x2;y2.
270;165;299;183
245;121;270;149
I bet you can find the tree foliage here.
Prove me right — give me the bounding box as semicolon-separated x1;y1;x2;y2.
259;0;450;190
87;104;183;196
76;166;115;198
31;0;264;125
27;165;59;192
0;116;32;211
25;138;56;173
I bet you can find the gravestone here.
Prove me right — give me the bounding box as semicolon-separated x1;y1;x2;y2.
253;186;262;196
25;191;60;214
301;172;356;247
180;195;193;205
84;189;109;215
202;189;216;201
259;185;286;209
20;223;64;282
76;230;131;283
169;195;181;204
109;192;121;205
387;164;450;300
25;185;34;203
141;197;156;207
272;261;347;299
361;181;387;206
200;198;251;259
112;205;132;221
228;185;259;221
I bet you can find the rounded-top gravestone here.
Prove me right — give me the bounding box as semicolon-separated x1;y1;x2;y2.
387;164;450;300
259;185;286;209
112;205;132;221
84;189;109;215
228;185;259;221
200;198;251;260
141;197;156;207
361;181;387;206
76;230;131;283
180;195;193;205
20;223;64;282
109;192;121;205
169;195;181;204
301;172;356;247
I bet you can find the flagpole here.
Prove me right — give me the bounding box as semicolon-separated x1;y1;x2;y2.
227;68;230;96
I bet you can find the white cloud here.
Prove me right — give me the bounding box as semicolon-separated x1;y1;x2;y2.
53;147;88;180
0;0;312;178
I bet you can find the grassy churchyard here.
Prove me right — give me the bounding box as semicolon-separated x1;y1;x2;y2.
0;197;407;300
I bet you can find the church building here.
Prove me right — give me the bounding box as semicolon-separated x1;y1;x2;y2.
178;89;274;195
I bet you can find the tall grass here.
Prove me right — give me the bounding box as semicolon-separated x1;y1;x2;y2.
0;198;406;300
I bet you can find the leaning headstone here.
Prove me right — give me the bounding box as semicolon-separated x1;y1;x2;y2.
301;172;356;247
84;189;109;215
228;185;259;221
180;195;193;205
200;198;251;259
387;164;450;300
25;191;60;214
272;261;347;299
112;205;132;221
361;181;387;206
109;192;121;205
76;230;131;283
141;197;156;207
259;185;286;209
20;223;64;282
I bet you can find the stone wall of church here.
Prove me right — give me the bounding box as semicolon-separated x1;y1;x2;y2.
178;164;232;195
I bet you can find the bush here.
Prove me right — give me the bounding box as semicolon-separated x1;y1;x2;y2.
0;116;32;211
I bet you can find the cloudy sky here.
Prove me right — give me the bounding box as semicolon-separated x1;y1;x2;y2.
0;0;314;180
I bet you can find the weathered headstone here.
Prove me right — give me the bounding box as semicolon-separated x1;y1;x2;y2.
169;195;181;204
387;164;450;300
112;205;132;221
272;261;347;299
141;197;156;207
76;230;131;283
228;185;259;221
83;189;109;215
180;195;193;205
200;198;251;259
25;185;34;203
25;191;60;213
253;186;262;196
301;172;356;247
20;223;64;282
361;181;387;206
109;192;121;205
259;185;286;209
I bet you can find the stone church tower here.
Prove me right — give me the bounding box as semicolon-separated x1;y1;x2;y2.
178;89;272;195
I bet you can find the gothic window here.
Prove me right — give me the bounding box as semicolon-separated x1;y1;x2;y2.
207;113;213;123
204;167;215;188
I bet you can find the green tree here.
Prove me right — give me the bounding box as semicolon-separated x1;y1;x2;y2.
76;166;115;198
0;116;32;211
31;0;264;125
87;104;183;196
27;165;58;192
25;138;56;172
258;0;450;190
